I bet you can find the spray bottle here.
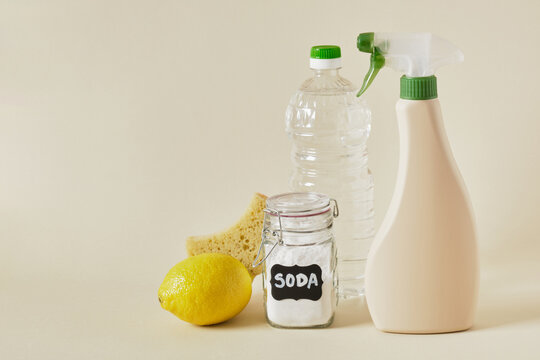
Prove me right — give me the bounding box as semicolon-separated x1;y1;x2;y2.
356;33;478;333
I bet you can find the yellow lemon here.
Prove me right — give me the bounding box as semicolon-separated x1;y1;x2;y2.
158;253;252;325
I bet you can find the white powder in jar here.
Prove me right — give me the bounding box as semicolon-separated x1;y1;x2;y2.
264;236;336;328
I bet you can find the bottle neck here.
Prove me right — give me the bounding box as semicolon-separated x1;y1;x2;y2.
312;68;340;78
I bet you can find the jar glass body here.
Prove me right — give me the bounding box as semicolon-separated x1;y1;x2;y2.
261;194;338;329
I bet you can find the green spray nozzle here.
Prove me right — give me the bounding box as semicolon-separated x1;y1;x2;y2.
356;32;385;97
355;32;464;98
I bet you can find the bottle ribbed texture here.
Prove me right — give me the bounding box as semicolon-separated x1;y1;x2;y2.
400;75;438;100
286;68;374;299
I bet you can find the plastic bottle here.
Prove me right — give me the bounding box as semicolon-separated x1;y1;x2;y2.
356;33;478;333
285;45;374;298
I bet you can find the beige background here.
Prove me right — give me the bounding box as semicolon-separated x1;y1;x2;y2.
1;0;540;359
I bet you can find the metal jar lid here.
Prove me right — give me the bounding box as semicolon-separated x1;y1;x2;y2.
265;192;338;218
252;192;338;268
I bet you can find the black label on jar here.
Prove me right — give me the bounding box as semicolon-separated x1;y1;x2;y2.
270;264;323;301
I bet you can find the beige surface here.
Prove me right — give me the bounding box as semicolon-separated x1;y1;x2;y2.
1;0;539;359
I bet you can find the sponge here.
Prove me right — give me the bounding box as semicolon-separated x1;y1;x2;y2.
186;193;267;278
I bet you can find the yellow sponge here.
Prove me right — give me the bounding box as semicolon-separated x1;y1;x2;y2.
186;193;267;278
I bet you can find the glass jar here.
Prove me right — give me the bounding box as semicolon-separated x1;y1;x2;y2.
253;192;338;329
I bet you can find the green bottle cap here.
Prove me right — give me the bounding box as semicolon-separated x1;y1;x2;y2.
310;45;341;59
400;75;438;100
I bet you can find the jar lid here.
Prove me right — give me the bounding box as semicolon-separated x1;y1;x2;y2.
265;192;331;217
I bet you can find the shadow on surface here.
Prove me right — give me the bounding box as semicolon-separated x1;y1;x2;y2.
473;296;540;330
472;249;540;331
217;291;374;329
332;296;372;328
218;290;266;328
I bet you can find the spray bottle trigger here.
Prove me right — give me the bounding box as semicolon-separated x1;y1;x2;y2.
357;47;385;97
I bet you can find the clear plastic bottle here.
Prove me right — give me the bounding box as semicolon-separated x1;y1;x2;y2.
285;45;374;298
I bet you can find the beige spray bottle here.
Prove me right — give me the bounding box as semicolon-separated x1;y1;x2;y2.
356;32;478;334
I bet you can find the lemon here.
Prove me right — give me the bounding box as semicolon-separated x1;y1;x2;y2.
158;253;252;325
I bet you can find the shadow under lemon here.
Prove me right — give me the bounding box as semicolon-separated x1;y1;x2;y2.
219;290;266;328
